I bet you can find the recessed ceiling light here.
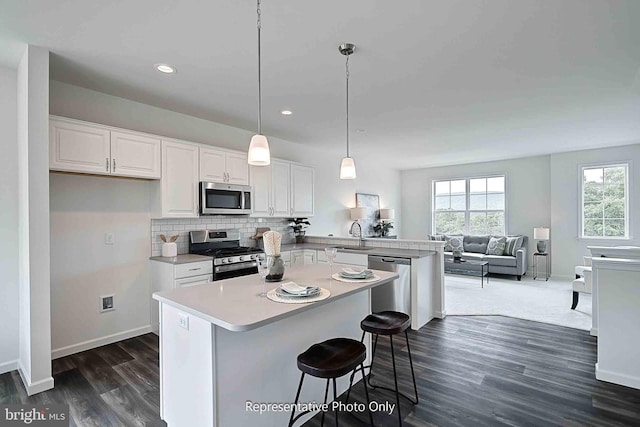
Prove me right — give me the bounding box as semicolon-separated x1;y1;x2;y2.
155;63;176;74
281;109;293;115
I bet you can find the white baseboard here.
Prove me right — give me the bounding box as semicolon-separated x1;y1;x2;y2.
596;363;640;390
0;359;18;375
436;310;447;319
17;361;54;396
590;327;598;337
51;325;153;360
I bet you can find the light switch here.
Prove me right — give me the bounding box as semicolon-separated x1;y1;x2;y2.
178;313;189;330
105;233;115;245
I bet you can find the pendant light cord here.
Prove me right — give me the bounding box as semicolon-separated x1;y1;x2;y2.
257;0;262;135
345;55;350;157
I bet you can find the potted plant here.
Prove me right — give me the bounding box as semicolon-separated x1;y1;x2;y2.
373;220;394;237
287;218;311;243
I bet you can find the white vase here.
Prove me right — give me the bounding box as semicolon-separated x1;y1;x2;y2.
162;242;177;257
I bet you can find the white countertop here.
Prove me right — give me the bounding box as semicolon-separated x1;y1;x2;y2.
153;263;398;332
149;254;212;264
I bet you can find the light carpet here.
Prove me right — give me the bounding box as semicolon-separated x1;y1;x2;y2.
445;273;592;331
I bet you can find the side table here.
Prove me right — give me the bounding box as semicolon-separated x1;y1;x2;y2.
533;252;549;281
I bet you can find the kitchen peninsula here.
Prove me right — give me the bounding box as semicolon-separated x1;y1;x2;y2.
153;264;398;427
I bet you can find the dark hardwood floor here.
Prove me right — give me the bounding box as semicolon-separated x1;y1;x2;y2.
0;334;165;427
2;317;640;426
302;316;640;427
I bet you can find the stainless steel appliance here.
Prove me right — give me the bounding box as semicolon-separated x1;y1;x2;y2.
199;182;252;215
368;255;411;314
189;229;264;281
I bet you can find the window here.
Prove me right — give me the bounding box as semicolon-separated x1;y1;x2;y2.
433;176;505;235
581;164;628;239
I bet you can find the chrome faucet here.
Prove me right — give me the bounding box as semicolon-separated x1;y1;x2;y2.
349;221;365;248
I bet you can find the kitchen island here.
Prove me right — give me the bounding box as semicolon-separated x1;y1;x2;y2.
153;263;398;427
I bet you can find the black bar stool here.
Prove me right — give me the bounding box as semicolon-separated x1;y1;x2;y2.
289;337;374;427
353;311;418;426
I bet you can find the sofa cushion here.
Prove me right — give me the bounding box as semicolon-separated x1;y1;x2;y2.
486;236;507;255
461;252;485;262
483;255;517;267
444;235;464;252
504;235;524;256
463;235;490;253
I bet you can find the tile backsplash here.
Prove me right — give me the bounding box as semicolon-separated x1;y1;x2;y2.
151;217;293;256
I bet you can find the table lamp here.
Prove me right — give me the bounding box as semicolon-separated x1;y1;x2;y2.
533;227;550;253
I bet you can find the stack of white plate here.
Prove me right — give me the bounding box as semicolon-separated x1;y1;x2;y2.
339;268;375;280
275;282;321;298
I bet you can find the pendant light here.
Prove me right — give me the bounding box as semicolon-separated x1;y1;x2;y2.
339;43;356;179
248;0;271;166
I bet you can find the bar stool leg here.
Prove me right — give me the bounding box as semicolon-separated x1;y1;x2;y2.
289;373;305;427
405;330;419;404
390;335;403;426
332;378;338;427
360;363;375;426
344;366;357;404
321;378;330;427
366;334;379;388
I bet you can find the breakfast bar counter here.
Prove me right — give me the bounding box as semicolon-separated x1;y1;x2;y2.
153;264;398;427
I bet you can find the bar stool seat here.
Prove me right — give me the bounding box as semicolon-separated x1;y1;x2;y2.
290;338;373;427
361;311;411;335
297;338;366;378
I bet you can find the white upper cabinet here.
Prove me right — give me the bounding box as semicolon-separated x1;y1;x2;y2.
110;131;161;179
199;147;226;183
249;160;314;218
160;140;199;218
225;151;249;185
271;160;291;217
49;117;160;179
290;164;315;217
249;164;272;217
50;119;111;175
199;147;249;185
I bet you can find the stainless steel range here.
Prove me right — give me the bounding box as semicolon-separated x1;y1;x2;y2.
189;229;264;281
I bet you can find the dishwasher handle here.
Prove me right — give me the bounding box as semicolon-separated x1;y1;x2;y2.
368;255;411;265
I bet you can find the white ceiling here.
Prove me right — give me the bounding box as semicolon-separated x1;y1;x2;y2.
1;0;640;170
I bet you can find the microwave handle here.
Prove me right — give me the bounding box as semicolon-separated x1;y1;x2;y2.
241;190;246;210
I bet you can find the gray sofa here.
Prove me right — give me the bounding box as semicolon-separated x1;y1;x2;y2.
430;234;528;280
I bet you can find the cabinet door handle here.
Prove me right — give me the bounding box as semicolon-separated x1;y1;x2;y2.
112;159;116;172
106;158;110;172
188;267;201;271
290;208;293;215
226;172;229;182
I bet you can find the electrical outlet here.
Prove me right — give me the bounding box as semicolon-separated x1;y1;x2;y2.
100;295;115;312
105;233;114;245
178;313;189;330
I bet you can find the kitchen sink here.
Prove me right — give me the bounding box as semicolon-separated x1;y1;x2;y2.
333;246;374;251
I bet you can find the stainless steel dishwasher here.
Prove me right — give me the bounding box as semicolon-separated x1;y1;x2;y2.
368;255;411;314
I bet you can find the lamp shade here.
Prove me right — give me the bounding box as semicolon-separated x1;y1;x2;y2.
340;157;357;179
533;227;550;240
379;208;395;220
248;134;271;165
350;207;367;221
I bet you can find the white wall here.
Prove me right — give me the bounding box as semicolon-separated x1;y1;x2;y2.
400;155;551;267
550;144;640;277
48;80;401;354
49;80;401;237
0;65;19;374
17;46;53;394
49;174;153;355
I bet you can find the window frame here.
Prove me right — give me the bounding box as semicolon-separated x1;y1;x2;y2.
579;162;630;240
432;173;508;236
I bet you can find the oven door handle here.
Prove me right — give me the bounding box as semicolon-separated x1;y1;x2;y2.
215;261;258;273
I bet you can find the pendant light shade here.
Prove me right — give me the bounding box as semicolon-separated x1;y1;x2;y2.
248;134;270;165
248;0;271;166
340;157;357;179
339;43;356;179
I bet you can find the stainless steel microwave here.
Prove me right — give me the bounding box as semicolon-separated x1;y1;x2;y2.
199;182;252;215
